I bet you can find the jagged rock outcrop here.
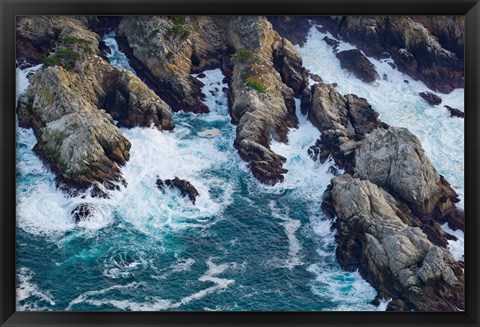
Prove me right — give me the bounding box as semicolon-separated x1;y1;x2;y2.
17;17;174;194
306;83;386;172
444;105;464;118
355;127;459;217
315;16;464;93
327;174;464;311
16;16;92;66
117;16;308;184
71;204;97;223
156;177;199;204
117;16;225;113
336;49;379;83
267;16;313;46
419;91;442;106
411;16;464;61
267;16;464;93
18;65;132;192
220;16;306;184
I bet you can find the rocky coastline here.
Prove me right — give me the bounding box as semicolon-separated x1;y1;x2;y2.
269;16;464;94
16;15;464;311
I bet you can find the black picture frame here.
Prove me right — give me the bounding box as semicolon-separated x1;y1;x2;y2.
1;0;479;326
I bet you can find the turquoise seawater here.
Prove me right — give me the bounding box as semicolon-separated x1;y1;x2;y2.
15;27;464;311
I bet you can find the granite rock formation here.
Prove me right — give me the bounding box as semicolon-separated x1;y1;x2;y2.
328;174;464;311
17;16;174;195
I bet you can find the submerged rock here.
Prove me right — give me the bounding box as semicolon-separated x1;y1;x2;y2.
71;204;97;223
336;49;379;83
419;91;442;106
444;105;464;118
328;174;464;311
156;177;199;204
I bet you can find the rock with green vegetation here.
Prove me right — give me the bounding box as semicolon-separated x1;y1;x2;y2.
118;15;308;184
118;16;213;113
17;17;174;195
18;66;131;191
220;16;305;185
16;16;96;65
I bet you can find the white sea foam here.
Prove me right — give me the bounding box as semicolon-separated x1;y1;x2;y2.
101;31;136;73
442;223;465;261
16;64;42;102
102;250;150;279
296;27;464;289
16;65;234;239
269;99;336;198
66;282;144;310
193;68;230;120
16;267;56;311
297;26;464;209
269;201;302;269
153;258;195;280
67;257;235;311
269;100;380;310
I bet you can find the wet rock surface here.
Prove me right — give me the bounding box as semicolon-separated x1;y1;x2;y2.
156;177;199;204
16;16;464;312
118;16;308;185
71;204;97;223
268;16;464;93
336;49;379;83
419;91;442;106
316;16;464;93
444;105;464;118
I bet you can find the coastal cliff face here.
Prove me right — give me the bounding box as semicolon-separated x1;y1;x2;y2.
16;15;463;312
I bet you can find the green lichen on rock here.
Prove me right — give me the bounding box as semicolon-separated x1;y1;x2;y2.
232;49;258;64
42;48;80;70
168;16;189;38
245;76;267;93
42;87;54;105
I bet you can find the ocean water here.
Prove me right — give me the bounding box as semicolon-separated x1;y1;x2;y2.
15;26;463;311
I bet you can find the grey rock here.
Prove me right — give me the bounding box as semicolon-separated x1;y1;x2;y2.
355;127;442;215
330;174;464;311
